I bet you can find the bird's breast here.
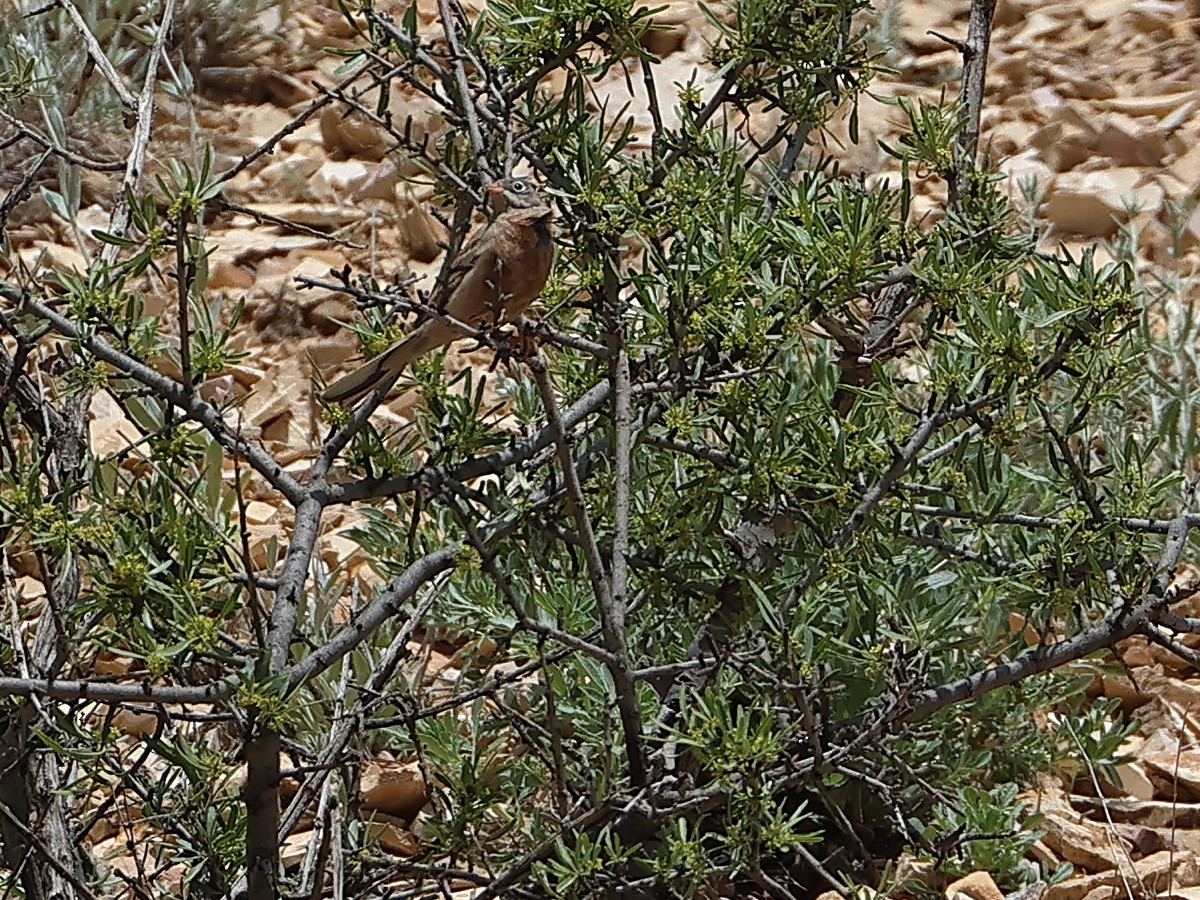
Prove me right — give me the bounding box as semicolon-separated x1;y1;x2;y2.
492;212;553;318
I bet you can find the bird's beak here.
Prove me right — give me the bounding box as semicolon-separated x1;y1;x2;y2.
486;182;504;196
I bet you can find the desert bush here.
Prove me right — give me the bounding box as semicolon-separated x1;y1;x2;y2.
0;0;1195;897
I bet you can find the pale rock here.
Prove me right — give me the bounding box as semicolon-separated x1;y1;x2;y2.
944;871;1003;900
1031;85;1064;114
245;524;280;569
92;651;133;676
1171;586;1200;620
397;190;443;263
1130;0;1185;32
1098;670;1144;705
988;118;1034;157
1180;203;1200;253
1095;114;1167;166
1082;0;1138;26
1157;98;1198;134
910;49;963;80
13;576;45;602
1029;838;1061;867
261;413;294;443
1073;795;1200;829
252;153;322;198
310;160;369;202
229;363;267;390
90;413;143;459
1112;760;1157;801
1030;121;1094;172
1152;672;1200;710
901;1;957;54
113;707;159;738
319;106;388;160
360;760;428;819
1049;64;1119;101
239;103;303;147
1112;822;1170;855
1009;11;1071;46
641;2;691;56
1153;171;1190;202
22;241;88;277
243;361;307;428
350;160;399;202
1045;850;1200;900
208;260;256;290
281;831;312;868
993;0;1033;27
242;501;277;525
1044;168;1152;236
367;811;421;855
319;532;361;569
1040;809;1131;870
1143;749;1200;796
999;150;1053;195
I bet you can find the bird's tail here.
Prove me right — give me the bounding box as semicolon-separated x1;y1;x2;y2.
321;326;442;407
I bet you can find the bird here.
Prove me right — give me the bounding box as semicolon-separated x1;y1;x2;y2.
322;177;553;407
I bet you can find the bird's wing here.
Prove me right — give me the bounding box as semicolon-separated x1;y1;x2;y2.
441;237;502;325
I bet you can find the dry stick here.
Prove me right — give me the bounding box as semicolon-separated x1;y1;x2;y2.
776;400;946;619
325;379;612;504
278;573;446;841
0;148;52;233
507;26;602;101
436;0;492;172
651;60;748;188
214;198;365;249
910;503;1200;535
1141;625;1200;671
286;548;459;691
610;339;634;674
1038;403;1105;522
899;527;1019;573
217;61;381;185
54;0;136;108
442;490;619;664
0;796;98;900
902;508;1191;721
0;108;123;171
947;0;997;213
101;0;176;265
1156;609;1200;634
793;845;852;900
21;297;305;503
174;205;193;394
758;124;811;224
529;354;647;787
0;675;234;703
313;84;471;198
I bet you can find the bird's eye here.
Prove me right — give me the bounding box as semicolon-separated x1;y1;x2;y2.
511;180;528;193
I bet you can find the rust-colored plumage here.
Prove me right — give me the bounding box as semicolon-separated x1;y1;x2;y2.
322;178;553;406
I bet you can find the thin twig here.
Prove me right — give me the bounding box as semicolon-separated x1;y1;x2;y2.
101;0;178;264
54;0;137;108
529;353;647;787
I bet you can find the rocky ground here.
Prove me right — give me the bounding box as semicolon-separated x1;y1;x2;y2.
5;0;1200;895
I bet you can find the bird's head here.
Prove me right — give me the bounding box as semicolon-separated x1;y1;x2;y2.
487;177;547;213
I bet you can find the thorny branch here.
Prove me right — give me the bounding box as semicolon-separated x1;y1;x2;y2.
1;0;1194;897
